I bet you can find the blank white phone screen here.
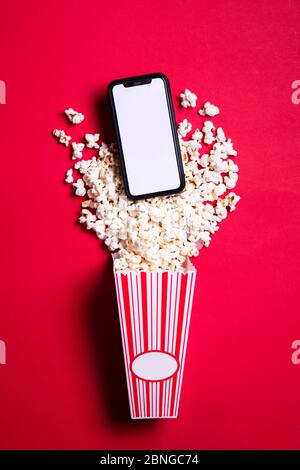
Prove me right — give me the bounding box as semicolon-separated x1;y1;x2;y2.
112;78;181;197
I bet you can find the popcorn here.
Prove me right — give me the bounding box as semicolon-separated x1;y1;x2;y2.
180;89;197;108
201;121;216;145
79;209;96;229
85;133;100;149
224;171;238;189
209;155;228;173
72;178;86;197
212;140;237;159
216;127;226;143
178;119;192;137
218;192;240;212
74;157;97;174
192;128;203;142
81;200;92;208
203;131;215;145
182;139;202;159
54;88;240;271
215;202;228;220
202;121;215;132
98;142;112;159
65;168;73;184
227;192;240;211
198;101;220;117
71;142;85;160
65;108;85;124
199;154;209;167
198;231;211;246
221;139;237;157
53;129;71;147
227;159;239;173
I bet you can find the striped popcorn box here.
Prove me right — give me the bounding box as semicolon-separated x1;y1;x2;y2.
113;255;196;419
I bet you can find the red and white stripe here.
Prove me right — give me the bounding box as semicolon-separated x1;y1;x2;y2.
114;263;196;419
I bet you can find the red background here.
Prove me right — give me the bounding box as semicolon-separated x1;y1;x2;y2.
1;0;300;450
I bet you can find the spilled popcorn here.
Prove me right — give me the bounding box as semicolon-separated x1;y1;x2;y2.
65;108;85;124
198;101;220;117
53;129;71;147
180;89;197;108
72;178;86;197
53;94;240;272
85;133;100;149
71;142;85;160
65;168;73;184
178;118;192;137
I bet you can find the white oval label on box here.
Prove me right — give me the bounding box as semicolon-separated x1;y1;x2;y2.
131;351;178;381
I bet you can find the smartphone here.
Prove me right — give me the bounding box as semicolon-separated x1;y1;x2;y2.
108;73;185;200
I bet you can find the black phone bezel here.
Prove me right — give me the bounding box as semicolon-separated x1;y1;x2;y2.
108;72;185;201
